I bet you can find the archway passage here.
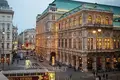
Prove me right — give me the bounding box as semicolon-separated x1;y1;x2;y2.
50;52;56;66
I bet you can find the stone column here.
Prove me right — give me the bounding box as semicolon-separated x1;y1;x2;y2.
71;55;74;67
59;52;62;63
92;57;97;71
63;53;65;64
76;56;79;70
82;37;87;51
82;55;88;72
111;56;114;69
66;54;69;65
56;52;58;62
102;56;106;70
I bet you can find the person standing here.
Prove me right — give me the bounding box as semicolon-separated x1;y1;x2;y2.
106;73;108;79
103;73;105;80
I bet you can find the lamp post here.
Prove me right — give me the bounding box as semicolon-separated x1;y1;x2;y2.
92;29;101;72
2;32;5;70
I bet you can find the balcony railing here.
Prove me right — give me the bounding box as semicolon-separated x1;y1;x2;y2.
86;48;119;53
83;23;113;28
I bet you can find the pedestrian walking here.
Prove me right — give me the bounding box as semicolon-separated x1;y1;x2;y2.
69;74;72;79
106;73;108;80
17;59;19;64
103;73;105;80
8;62;9;66
98;75;101;80
95;76;99;80
92;70;95;77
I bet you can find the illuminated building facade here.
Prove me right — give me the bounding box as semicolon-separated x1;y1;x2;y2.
36;0;120;71
18;28;36;50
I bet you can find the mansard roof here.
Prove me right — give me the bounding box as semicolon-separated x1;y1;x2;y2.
0;0;9;8
40;0;120;27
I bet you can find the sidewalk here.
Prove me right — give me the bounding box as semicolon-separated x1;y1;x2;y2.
0;59;25;71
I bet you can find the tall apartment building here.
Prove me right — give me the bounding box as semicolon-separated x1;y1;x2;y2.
18;28;35;50
36;0;120;71
0;0;14;64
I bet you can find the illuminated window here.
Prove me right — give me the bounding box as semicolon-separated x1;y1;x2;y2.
105;17;109;25
88;15;92;24
79;16;82;24
87;38;93;50
104;38;110;49
114;39;119;49
96;16;101;24
97;38;102;49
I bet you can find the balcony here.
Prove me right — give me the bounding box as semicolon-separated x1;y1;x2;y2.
86;48;118;53
83;23;113;28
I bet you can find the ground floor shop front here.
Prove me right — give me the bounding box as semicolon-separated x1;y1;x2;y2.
55;50;120;72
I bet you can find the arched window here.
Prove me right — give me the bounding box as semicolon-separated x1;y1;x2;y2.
96;16;101;24
88;15;92;24
79;16;82;24
105;17;109;25
73;17;76;26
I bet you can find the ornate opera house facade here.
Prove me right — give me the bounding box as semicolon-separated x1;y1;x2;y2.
36;0;120;72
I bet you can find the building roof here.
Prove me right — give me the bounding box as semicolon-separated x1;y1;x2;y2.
40;0;120;27
58;4;112;20
0;0;9;8
0;0;14;14
42;0;120;15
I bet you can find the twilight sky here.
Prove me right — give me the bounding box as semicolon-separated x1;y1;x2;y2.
7;0;120;33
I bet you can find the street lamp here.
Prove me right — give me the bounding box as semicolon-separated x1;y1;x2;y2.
92;29;102;71
2;32;5;70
